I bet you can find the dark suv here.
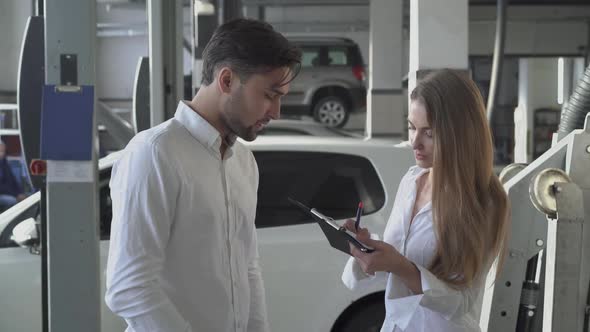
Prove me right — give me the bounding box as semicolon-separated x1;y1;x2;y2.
282;36;367;128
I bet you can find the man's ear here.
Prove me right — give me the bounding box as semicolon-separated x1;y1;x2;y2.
217;67;233;94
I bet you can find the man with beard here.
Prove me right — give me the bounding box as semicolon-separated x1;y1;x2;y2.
105;18;301;332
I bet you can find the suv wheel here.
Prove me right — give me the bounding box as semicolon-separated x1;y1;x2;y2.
313;96;350;128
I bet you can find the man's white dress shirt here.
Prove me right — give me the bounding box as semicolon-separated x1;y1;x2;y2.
105;101;270;332
343;166;487;332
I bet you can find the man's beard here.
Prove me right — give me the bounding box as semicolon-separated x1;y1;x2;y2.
221;88;258;141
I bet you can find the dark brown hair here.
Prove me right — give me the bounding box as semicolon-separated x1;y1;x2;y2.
201;18;301;86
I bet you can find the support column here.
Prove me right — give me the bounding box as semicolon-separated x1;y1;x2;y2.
514;58;561;163
148;0;184;126
366;0;404;137
44;0;100;330
408;0;469;103
217;0;242;24
514;59;531;163
192;1;217;93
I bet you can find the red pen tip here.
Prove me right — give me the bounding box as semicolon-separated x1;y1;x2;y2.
358;202;363;208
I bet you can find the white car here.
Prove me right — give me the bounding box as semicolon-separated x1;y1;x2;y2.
0;136;414;332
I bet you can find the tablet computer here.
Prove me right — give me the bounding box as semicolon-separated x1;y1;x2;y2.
288;197;375;255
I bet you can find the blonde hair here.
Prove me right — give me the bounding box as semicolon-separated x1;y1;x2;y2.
410;69;510;289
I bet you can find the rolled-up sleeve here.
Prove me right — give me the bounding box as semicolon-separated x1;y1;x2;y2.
105;140;190;332
387;264;483;330
342;257;375;290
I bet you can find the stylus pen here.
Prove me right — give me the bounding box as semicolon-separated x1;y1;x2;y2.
355;202;363;231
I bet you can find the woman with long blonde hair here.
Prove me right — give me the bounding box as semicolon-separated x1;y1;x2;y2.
342;69;510;332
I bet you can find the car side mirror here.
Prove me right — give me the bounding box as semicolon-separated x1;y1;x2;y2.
11;218;40;255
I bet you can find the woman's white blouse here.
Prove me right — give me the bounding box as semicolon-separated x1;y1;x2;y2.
342;166;487;332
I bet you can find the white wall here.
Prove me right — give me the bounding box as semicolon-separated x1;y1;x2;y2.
514;57;562;162
470;5;590;56
96;4;148;101
96;3;194;102
96;36;148;100
528;58;561;111
469;21;588;56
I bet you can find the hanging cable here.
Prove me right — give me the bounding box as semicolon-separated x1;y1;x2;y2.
486;0;508;123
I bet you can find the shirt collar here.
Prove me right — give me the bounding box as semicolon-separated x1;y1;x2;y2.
406;165;433;214
174;101;237;158
408;165;431;180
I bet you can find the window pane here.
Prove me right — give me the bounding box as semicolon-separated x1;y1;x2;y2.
254;151;385;228
327;47;349;66
301;47;321;68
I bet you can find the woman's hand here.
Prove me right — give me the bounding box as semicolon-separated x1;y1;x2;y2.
342;218;371;248
342;219;369;237
342;219;403;275
343;221;423;292
342;219;356;233
350;239;405;275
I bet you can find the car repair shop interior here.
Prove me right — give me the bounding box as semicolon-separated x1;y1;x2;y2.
0;0;589;331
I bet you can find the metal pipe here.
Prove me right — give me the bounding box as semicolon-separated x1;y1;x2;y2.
486;0;508;123
557;63;590;137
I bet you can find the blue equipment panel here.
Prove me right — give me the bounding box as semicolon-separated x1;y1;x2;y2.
41;85;94;160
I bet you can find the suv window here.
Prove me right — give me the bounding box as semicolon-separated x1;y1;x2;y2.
254;151;385;229
298;44;363;67
327;46;349;66
301;47;321;68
